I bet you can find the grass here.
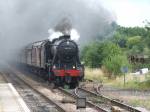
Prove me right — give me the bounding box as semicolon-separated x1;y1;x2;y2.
105;73;150;90
84;67;150;90
84;67;150;110
129;99;150;110
84;67;107;82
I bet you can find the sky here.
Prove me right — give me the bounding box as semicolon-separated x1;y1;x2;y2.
0;0;116;61
101;0;150;27
0;0;149;61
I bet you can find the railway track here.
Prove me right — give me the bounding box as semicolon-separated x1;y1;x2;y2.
3;66;142;112
58;87;108;112
75;87;141;112
2;70;66;112
19;67;111;112
5;67;104;112
15;67;108;112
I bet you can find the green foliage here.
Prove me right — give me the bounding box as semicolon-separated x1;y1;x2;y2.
146;36;150;48
112;32;122;43
81;23;150;77
112;32;127;48
101;42;130;76
81;42;103;67
115;25;150;55
101;42;122;59
82;42;118;67
140;80;150;89
126;36;146;54
127;36;141;48
102;54;129;76
145;23;150;48
82;41;129;76
116;26;147;37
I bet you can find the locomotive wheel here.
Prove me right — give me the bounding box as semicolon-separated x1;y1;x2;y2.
70;82;79;89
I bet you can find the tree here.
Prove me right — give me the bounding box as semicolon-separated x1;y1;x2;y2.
102;55;129;77
81;41;128;69
145;21;150;49
81;42;103;68
81;24;150;76
101;42;129;76
100;42;122;59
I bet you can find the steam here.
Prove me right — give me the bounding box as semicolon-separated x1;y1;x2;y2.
70;29;80;41
0;0;116;62
48;28;80;42
48;29;63;41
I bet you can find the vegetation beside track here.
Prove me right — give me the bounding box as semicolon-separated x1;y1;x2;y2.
81;23;150;78
81;22;150;111
85;68;150;90
84;68;150;110
106;74;150;90
129;99;150;110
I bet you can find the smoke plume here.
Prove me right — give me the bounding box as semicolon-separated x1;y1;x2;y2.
0;0;116;61
48;18;80;41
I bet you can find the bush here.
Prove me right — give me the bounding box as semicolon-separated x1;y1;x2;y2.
81;42;104;68
81;41;130;77
102;54;129;77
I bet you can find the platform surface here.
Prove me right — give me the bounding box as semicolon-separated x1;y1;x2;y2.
0;83;30;112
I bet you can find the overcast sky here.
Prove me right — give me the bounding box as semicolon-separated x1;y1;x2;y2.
0;0;149;61
101;0;150;27
0;0;117;60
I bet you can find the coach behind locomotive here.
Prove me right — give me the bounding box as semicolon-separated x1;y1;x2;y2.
20;35;84;88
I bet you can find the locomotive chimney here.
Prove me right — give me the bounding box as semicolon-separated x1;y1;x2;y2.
59;35;70;40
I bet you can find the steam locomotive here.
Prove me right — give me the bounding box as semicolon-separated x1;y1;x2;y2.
20;35;84;88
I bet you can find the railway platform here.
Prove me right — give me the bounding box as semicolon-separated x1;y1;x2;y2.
0;83;30;112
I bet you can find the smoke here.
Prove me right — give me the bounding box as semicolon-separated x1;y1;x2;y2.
48;18;80;41
54;18;72;35
0;0;116;61
48;28;80;42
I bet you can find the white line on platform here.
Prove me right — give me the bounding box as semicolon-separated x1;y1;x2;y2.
8;83;31;112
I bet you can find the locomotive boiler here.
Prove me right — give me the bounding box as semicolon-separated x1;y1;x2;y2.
20;35;84;88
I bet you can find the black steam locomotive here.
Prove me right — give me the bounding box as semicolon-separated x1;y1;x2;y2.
20;35;84;88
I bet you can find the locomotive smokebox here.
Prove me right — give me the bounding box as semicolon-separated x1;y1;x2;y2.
51;35;78;62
